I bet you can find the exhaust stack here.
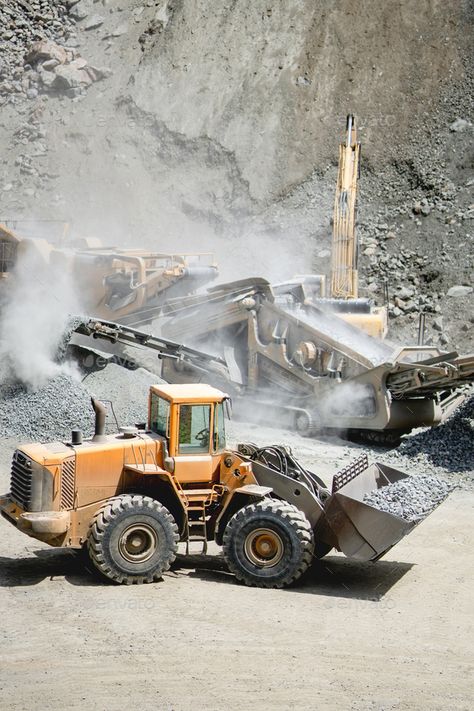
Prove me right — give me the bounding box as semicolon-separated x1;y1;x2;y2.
91;398;107;442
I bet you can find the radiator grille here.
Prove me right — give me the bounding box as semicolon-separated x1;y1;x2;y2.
61;458;76;510
10;451;32;509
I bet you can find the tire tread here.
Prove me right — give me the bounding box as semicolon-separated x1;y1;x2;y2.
87;494;178;585
222;498;314;589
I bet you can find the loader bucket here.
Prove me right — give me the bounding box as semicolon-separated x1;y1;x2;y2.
318;456;422;562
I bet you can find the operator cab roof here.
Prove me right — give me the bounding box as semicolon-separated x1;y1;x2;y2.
151;383;228;403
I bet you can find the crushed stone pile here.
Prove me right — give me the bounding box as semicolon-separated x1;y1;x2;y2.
0;363;163;442
387;394;474;475
363;473;455;522
81;363;163;431
0;373;93;441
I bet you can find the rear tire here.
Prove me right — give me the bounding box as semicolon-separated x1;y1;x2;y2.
87;494;179;584
222;499;314;588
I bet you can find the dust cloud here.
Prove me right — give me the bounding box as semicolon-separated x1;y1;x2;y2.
0;239;80;389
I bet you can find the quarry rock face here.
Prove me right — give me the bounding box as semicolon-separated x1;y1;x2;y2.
0;0;472;352
130;1;470;200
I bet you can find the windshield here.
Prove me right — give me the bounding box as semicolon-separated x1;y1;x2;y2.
178;404;211;454
149;393;170;437
214;402;226;451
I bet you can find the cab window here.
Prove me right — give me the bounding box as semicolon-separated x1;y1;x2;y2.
213;402;226;451
150;394;170;437
178;404;211;454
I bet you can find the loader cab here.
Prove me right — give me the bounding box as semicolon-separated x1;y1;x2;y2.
148;384;230;484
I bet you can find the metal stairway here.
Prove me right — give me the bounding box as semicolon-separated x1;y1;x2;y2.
185;500;208;555
181;489;219;555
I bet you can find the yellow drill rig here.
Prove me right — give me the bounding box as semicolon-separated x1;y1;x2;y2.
327;115;387;338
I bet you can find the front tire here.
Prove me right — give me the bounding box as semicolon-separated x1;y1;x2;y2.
222;499;314;588
87;494;179;584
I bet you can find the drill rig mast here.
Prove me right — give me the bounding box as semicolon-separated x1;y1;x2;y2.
330;114;361;299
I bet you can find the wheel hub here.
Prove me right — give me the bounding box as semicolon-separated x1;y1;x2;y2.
119;523;157;563
244;528;284;568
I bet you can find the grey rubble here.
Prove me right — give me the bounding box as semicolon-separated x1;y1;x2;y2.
385;393;474;476
0;1;75;95
363;473;454;522
0;2;108;102
0;364;162;441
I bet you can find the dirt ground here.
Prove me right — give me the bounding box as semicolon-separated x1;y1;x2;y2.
1;428;473;711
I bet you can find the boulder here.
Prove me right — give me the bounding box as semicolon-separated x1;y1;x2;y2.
85;65;113;81
112;22;129;37
70;0;93;21
41;59;60;72
39;69;56;88
403;300;418;313
84;15;105;30
25;40;68;67
446;285;473;297
53;63;93;90
449;118;472;133
366;283;379;293
397;286;414;300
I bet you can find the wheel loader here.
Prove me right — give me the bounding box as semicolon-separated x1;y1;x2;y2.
0;384;447;587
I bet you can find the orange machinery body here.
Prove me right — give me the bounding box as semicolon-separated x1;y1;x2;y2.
0;222;218;325
0;224;21;284
0;384;255;548
0;383;450;587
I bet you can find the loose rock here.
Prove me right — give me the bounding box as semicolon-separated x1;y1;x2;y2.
446;285;473;297
364;473;454;521
449;118;472;132
0;363;163;442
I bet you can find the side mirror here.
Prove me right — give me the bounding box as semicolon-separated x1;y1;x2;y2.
223;397;232;419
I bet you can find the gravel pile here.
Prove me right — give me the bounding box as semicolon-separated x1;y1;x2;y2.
388;394;474;475
363;473;454;522
56;315;88;361
0;363;163;442
81;363;163;431
0;373;93;441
